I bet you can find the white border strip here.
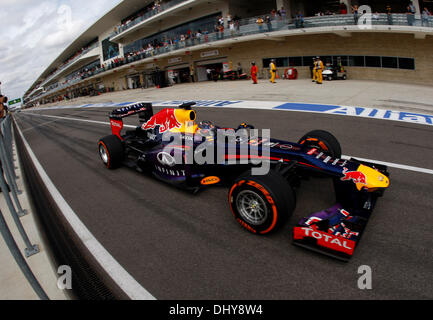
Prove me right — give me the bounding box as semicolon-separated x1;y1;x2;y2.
15;119;156;300
20;113;136;129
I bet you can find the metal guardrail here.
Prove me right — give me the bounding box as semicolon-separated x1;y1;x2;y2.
0;114;48;299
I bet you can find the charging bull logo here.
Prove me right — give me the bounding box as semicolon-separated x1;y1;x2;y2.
142;108;182;134
341;167;367;185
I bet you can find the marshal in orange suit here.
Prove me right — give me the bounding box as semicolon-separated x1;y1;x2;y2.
251;62;258;84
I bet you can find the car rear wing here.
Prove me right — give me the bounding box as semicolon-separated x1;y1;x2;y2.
109;103;153;120
108;102;197;139
108;103;153;139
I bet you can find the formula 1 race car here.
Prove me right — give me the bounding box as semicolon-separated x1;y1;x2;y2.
223;70;250;81
98;102;390;261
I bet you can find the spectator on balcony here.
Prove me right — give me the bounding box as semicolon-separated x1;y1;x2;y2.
256;17;264;32
280;7;286;20
265;16;272;32
214;24;220;39
196;30;202;43
406;3;416;26
352;5;359;25
235;19;240;33
219;23;225;39
386;5;393;25
339;2;348;14
422;7;431;26
227;14;232;27
229;21;236;37
295;12;304;28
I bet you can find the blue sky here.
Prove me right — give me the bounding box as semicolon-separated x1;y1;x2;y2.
0;0;120;100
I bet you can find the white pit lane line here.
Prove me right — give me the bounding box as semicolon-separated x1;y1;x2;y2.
15;118;156;300
19;112;433;176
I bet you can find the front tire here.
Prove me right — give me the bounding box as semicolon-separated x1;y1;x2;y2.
98;135;124;169
298;130;342;158
229;170;296;235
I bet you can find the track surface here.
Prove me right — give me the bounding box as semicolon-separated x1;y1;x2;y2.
15;107;433;299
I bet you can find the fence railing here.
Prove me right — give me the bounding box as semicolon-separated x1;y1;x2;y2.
30;13;433;104
0;114;48;299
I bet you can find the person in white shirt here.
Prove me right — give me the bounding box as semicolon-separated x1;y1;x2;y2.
422;7;431;26
229;21;235;37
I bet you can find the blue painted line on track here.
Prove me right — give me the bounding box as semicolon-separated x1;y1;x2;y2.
274;103;338;112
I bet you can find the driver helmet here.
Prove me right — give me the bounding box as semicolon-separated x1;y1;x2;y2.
198;120;215;136
199;120;214;130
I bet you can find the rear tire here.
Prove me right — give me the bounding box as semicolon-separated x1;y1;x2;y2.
98;135;124;169
298;130;342;158
229;170;296;235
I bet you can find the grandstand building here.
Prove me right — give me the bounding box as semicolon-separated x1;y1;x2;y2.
23;0;433;107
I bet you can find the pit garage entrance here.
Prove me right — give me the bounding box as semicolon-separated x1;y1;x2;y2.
195;57;228;82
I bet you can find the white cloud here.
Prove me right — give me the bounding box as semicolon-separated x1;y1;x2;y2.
0;0;119;99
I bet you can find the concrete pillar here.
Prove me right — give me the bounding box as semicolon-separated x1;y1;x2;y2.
412;0;421;18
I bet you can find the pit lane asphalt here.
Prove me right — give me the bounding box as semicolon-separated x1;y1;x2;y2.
14;106;433;300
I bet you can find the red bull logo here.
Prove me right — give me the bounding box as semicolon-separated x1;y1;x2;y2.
341;167;367;185
141;108;182;134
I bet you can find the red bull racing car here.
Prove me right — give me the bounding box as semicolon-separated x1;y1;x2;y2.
98;102;390;261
